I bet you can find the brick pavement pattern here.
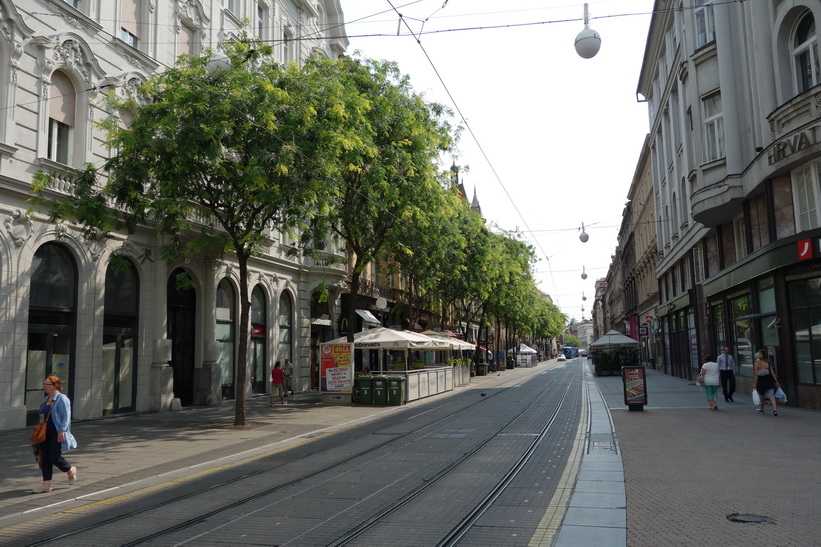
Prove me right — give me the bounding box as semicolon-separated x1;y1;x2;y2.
604;370;821;547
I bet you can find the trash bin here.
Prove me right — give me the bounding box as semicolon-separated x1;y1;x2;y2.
386;376;405;406
372;376;387;405
357;375;373;405
477;363;488;376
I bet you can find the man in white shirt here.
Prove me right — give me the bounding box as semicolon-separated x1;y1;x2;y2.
283;358;295;396
717;346;736;403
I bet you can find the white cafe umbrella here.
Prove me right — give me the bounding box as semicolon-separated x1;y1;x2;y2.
589;330;640;350
420;330;476;350
326;327;449;372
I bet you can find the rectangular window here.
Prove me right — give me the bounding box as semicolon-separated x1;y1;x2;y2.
702;92;725;162
733;213;747;261
730;294;753;377
180;23;196;56
695;0;716;48
283;30;293;63
693;244;704;283
711;303;725;358
120;28;137;47
257;4;266;39
48;119;70;164
63;0;79;7
792;163;821;231
227;0;235;13
790;277;821;384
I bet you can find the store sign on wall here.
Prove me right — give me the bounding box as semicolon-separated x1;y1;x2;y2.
797;238;815;261
768;123;821;166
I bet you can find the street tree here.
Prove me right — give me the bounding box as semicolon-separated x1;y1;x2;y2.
311;57;455;342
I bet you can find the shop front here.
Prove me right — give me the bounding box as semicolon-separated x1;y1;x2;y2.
704;240;821;409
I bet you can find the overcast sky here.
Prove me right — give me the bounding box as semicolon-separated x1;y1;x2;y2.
339;0;654;322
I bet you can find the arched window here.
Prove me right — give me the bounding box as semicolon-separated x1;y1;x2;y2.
792;11;819;94
103;260;139;413
250;285;267;394
27;243;77;416
48;71;75;165
216;279;236;399
278;292;293;364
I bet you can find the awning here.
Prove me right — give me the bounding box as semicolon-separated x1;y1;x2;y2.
356;309;381;326
311;316;332;326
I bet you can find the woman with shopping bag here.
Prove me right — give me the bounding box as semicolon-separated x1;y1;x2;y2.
752;350;781;417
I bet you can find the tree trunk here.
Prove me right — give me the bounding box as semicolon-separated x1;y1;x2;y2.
347;271;361;343
234;252;249;426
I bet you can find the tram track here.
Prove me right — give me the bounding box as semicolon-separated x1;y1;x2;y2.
329;370;576;547
18;361;582;546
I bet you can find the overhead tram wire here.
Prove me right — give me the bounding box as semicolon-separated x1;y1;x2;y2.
384;0;564;305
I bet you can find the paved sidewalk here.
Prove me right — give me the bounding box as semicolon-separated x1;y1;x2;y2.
597;366;821;546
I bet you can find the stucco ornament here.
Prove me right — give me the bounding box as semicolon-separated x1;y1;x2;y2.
5;209;32;247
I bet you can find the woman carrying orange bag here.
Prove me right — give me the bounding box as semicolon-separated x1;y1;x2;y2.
32;375;77;494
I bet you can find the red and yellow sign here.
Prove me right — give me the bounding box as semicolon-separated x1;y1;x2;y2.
320;343;352;393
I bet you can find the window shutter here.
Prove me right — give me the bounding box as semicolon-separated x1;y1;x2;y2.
49;71;75;126
121;0;140;38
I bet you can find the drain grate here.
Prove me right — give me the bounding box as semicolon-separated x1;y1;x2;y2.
727;514;773;524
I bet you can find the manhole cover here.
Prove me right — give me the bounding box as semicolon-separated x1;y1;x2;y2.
727;514;772;524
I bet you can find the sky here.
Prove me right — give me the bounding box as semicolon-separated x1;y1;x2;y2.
339;0;654;322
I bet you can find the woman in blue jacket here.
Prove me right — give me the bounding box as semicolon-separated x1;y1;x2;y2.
32;375;77;493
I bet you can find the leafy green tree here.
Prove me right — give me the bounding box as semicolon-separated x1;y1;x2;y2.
31;40;355;425
310;57;455;342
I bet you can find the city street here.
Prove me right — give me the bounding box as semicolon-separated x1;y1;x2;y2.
1;360;819;546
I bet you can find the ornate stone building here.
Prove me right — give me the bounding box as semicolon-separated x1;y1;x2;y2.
0;0;348;431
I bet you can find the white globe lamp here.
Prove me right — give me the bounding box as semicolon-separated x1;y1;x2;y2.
205;52;231;79
574;4;601;59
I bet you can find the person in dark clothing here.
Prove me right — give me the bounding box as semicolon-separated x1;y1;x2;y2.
717;346;736;402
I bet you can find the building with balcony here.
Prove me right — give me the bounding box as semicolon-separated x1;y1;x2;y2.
0;0;349;431
639;0;821;408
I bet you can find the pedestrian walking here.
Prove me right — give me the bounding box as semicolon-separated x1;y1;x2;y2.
32;375;77;494
700;356;721;410
271;361;286;405
717;346;736;402
753;350;780;416
283;358;295;396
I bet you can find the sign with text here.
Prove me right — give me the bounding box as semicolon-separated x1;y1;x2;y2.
320;343;352;393
622;366;647;408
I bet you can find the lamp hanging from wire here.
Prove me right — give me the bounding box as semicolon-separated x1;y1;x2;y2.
574;3;601;59
579;222;589;243
581;266;588;280
582;292;587;301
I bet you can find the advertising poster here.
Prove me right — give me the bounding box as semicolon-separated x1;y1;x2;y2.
320;343;352;393
622;366;647;406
